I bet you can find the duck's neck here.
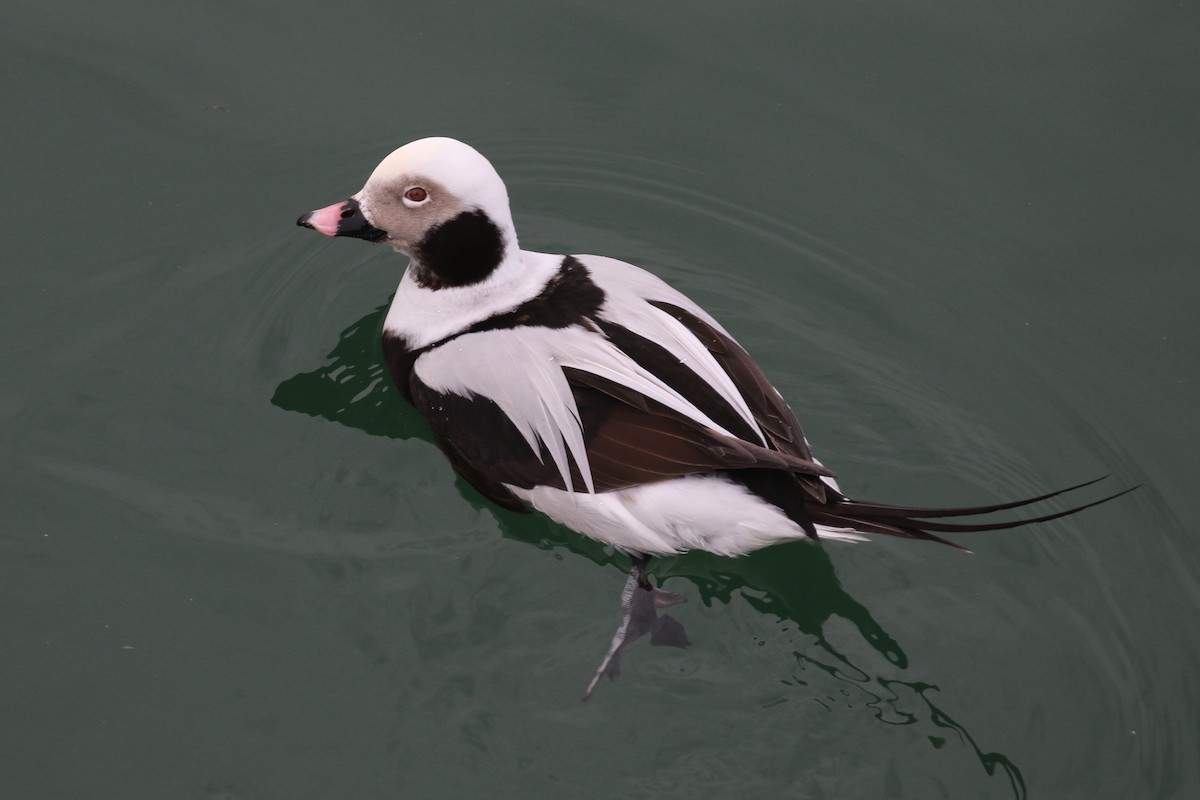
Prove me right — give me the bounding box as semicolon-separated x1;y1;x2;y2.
383;249;564;351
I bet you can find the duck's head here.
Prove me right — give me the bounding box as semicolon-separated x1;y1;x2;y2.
298;137;519;288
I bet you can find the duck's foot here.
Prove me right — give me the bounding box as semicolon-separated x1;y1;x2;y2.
633;553;653;592
581;564;691;702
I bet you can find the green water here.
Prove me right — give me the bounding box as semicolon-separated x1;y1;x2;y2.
4;2;1199;797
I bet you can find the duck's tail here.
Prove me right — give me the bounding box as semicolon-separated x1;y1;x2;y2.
808;477;1137;551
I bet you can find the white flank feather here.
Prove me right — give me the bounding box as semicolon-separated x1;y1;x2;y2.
508;474;866;557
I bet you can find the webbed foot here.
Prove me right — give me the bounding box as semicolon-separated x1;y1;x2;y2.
582;564;691;701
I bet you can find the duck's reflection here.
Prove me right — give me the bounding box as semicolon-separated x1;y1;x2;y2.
272;305;1026;800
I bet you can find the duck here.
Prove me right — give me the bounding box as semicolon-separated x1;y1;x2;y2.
297;136;1126;592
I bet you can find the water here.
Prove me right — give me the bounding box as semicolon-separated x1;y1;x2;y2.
3;2;1199;797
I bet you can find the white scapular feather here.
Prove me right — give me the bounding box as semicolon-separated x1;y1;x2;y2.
414;323;741;493
440;331;591;493
579;255;765;445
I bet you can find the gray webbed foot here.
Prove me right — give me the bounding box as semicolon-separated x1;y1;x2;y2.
582;564;691;701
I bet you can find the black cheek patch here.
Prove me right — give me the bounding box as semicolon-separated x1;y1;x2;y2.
413;209;506;289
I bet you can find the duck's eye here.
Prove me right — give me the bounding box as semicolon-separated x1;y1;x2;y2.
403;187;429;205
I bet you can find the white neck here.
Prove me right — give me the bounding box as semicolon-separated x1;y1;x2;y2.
383;249;564;349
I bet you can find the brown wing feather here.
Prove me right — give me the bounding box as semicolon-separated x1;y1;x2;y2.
647;300;812;458
645;301;832;503
567;370;834;498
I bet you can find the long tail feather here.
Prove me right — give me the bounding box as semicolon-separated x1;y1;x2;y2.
831;476;1110;519
810;511;970;551
810;477;1136;549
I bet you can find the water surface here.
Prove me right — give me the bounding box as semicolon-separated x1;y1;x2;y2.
3;2;1199;798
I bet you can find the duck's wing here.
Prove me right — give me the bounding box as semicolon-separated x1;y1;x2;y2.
643;299;816;462
407;305;834;506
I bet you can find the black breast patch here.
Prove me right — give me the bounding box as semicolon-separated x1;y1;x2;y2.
468;256;605;333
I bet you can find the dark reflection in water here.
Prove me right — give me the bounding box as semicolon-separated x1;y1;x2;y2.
272;304;1026;800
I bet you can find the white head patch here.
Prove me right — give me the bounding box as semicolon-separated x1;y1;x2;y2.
364;137;516;235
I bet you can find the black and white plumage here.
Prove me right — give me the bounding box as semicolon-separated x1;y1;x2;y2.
297;137;1123;563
